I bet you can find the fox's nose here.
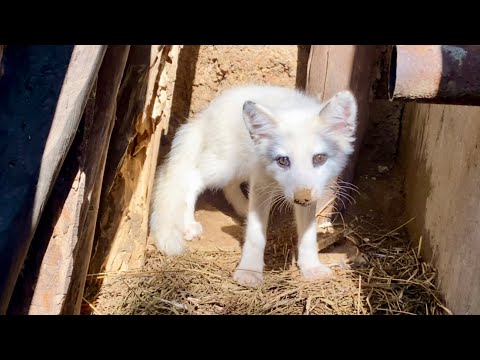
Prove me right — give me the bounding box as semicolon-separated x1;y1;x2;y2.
293;188;313;206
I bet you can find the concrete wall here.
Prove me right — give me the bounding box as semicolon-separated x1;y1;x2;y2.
401;102;480;314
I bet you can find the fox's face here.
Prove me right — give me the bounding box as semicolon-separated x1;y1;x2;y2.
243;91;358;206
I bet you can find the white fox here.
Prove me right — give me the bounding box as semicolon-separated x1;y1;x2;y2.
149;84;358;287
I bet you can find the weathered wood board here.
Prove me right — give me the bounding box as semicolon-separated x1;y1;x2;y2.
306;45;378;243
88;45;182;281
0;45;106;314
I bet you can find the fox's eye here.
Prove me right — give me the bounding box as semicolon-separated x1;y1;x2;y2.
276;156;290;168
313;153;328;166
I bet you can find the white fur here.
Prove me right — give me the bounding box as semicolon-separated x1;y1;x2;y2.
149;84;358;286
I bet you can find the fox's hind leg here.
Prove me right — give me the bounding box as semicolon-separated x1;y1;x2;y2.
223;179;249;218
183;170;204;241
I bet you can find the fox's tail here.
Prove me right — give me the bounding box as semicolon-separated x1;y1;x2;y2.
149;121;203;255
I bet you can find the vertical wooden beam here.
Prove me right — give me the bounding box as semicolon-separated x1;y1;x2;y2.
89;45;182;278
0;45;106;314
306;45;378;223
62;46;131;314
7;46;130;315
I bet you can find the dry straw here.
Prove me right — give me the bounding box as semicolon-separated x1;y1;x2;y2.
85;216;450;315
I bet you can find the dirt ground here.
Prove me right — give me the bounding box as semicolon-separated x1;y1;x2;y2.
85;46;448;315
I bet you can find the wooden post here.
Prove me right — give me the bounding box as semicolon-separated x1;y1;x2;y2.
7;46;130;315
87;45;154;276
0;45;106;314
88;45;182;280
62;46;131;314
306;45;378;230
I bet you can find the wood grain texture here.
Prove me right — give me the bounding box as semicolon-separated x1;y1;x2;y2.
61;46;130;314
89;45;182;277
306;45;378;231
88;45;153;276
401;102;480;314
0;45;106;314
7;46;130;315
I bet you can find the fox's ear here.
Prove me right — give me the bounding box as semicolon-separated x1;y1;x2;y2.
318;90;357;138
243;101;277;144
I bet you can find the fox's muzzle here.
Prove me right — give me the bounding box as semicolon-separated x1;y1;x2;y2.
293;188;314;206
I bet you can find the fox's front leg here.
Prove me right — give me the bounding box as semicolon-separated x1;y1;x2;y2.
233;173;274;288
295;204;333;280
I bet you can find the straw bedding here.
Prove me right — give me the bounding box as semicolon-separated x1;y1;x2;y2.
84;211;450;315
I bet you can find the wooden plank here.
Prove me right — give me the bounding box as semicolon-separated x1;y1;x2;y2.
401;102;480;314
88;45;153;276
62;46;131;314
20;46;129;315
306;45;330;101
105;45;181;272
0;45;106;314
306;45;378;232
7;81;98;315
98;46;151;201
89;45;182;276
